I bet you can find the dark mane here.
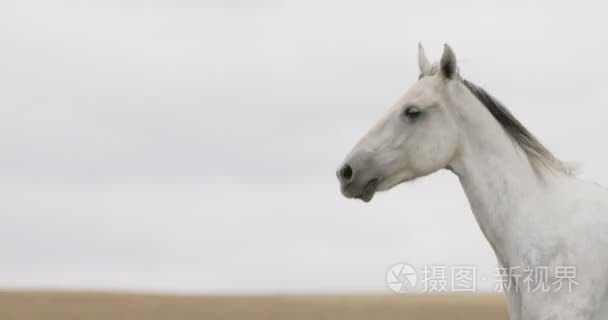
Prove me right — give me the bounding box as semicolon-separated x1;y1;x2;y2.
462;79;574;175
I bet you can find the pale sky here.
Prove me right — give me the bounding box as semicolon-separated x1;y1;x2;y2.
1;0;608;294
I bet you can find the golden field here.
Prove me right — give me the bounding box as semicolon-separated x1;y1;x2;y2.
0;291;507;320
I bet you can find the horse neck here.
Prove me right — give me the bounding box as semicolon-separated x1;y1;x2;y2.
447;88;552;259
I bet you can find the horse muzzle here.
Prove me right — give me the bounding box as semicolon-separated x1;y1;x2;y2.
337;162;381;202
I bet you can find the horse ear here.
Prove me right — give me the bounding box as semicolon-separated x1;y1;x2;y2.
418;42;431;75
440;43;458;79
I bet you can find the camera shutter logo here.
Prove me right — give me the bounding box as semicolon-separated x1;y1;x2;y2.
387;264;417;293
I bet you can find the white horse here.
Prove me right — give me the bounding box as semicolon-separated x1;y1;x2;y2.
337;44;608;320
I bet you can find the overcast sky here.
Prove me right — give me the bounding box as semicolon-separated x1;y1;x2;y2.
1;0;607;294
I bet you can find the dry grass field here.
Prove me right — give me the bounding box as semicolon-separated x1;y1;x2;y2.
0;291;507;320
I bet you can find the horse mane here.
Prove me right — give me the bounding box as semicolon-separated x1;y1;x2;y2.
461;79;575;176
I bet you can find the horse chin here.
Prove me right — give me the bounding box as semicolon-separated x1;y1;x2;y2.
356;191;375;203
377;174;414;192
355;178;379;203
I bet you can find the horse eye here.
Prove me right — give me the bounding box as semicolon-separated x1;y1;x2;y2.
403;106;422;119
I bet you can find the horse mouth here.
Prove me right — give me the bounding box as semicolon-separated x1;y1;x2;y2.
355;178;379;203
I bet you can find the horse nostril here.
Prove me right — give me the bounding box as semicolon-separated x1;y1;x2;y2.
339;164;353;182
